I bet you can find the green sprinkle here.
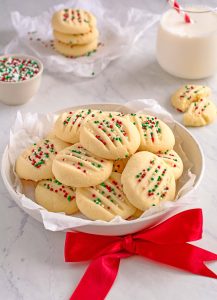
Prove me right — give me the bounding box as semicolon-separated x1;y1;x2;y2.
54;179;62;185
94;198;102;205
71;150;81;154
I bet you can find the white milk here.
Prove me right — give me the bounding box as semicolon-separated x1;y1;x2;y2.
156;7;217;79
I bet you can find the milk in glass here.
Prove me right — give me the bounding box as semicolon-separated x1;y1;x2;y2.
156;7;217;79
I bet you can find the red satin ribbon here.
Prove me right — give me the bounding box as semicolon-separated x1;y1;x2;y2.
65;209;217;300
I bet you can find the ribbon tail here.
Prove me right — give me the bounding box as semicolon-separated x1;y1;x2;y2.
70;254;125;300
137;242;217;279
190;245;217;278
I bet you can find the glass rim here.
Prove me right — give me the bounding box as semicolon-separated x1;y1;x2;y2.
180;6;215;13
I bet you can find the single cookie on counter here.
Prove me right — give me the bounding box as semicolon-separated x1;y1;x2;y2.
52;143;113;187
80;112;140;160
121;151;176;211
127;114;175;153
53;38;98;57
171;84;211;112
15;137;69;181
52;8;96;34
54;109;99;143
76;172;136;221
35;178;78;215
157;149;183;180
53;27;99;45
183;98;217;127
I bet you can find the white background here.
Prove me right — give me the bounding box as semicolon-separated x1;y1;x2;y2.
0;1;217;299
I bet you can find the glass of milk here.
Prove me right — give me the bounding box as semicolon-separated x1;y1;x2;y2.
156;5;217;79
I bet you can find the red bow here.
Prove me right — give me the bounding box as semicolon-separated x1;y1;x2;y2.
65;209;217;300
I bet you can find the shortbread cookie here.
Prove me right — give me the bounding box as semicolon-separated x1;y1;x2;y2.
76;172;136;221
128;209;143;220
157;150;183;180
54;110;124;144
127;114;175;153
54;38;98;57
35;178;78;215
52;9;96;34
54;109;99;143
52;143;113;187
183;99;217;127
113;157;129;173
121;151;176;211
15;137;69;181
53;27;99;45
171;85;211;112
133;209;143;218
80;113;140;160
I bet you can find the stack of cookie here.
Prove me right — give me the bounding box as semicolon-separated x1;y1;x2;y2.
15;109;184;222
51;8;99;57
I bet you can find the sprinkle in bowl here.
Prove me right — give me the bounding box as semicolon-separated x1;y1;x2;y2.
0;54;43;106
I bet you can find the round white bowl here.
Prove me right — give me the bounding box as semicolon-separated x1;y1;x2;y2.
0;54;43;106
1;104;204;235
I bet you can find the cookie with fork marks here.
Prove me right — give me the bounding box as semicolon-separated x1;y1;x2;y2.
121;151;176;211
80;112;140;160
35;178;78;215
54;109;99;143
171;84;211;112
15;137;69;182
76;172;136;221
183;98;216;127
157;149;183;180
52;8;96;34
127;114;175;153
52;143;113;187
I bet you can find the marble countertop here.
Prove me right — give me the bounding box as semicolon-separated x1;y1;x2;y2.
0;1;217;299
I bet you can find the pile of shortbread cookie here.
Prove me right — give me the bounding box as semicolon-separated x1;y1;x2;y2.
16;109;184;222
51;8;98;57
171;84;217;127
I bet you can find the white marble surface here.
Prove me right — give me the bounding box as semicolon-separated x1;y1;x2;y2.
0;1;217;299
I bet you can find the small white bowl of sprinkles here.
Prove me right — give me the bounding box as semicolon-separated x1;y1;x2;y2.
0;54;43;106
